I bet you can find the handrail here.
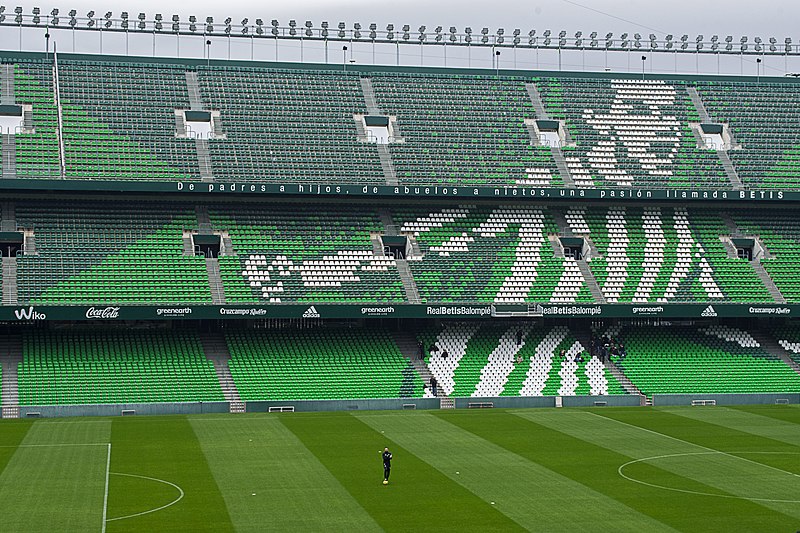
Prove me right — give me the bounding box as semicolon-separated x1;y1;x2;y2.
52;43;67;179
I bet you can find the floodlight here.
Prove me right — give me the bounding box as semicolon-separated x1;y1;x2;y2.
514;28;520;36
241;18;247;25
338;21;345;29
289;19;296;27
558;30;566;38
497;28;505;35
271;19;278;27
649;33;656;40
87;10;94;18
620;33;628;40
306;28;313;37
589;31;596;38
634;33;641;40
755;36;762;43
696;34;703;42
543;29;551;37
50;8;57;16
680;34;688;42
711;35;718;42
605;32;612;39
306;20;313;29
574;31;581;38
666;34;673;41
481;27;488;35
138;12;145;21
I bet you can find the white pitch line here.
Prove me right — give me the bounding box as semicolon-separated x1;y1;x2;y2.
0;443;110;448
101;443;111;533
586;411;800;478
105;473;186;522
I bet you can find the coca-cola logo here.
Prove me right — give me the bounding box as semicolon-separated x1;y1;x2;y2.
85;306;121;319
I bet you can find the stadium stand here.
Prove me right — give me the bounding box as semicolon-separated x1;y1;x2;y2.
15;201;211;304
730;209;800;302
535;77;729;188
618;325;800;394
226;327;424;400
396;205;592;303
198;66;384;183
694;80;800;189
370;73;561;186
210;204;406;303
421;323;626;397
17;329;224;404
13;61;61;178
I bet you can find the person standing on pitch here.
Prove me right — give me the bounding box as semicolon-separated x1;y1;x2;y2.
381;447;393;484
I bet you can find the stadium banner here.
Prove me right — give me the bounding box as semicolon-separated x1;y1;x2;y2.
0;303;796;321
0;178;796;203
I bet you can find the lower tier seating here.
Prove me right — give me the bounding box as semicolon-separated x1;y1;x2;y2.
421;323;626;397
17;329;224;405
226;327;424;400
619;325;800;395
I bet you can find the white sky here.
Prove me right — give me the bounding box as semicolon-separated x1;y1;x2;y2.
1;1;799;75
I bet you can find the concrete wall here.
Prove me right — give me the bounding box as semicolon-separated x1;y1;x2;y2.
652;393;800;406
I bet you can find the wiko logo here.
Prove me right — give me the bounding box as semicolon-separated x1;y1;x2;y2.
14;306;46;320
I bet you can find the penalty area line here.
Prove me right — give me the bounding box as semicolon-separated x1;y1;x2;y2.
101;443;111;533
586;411;800;478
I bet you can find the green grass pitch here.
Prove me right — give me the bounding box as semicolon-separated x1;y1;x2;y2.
0;405;798;532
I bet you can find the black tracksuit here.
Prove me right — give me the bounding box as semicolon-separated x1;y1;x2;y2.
382;451;392;480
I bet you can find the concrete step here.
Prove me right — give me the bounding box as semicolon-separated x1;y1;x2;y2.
359;77;381;115
577;260;606;303
205;258;226;305
717;151;744;190
550;146;575;187
199;332;244;407
750;330;800;376
391;331;442;397
686;86;712;122
377;144;398;186
396;259;421;304
185;71;204;111
752;261;787;303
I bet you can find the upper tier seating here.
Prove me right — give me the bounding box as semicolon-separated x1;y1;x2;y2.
226;327;423;400
4;56;799;190
535;77;729;188
13;61;60;178
17;329;224;405
370;73;560;186
198;67;384;183
396;205;591;303
16;201;210;304
210;204;405;304
695;80;800;189
619;325;800;394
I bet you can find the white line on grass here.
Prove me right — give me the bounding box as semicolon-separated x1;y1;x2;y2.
586;411;800;478
105;473;185;522
617;451;800;503
101;443;111;533
0;443;110;448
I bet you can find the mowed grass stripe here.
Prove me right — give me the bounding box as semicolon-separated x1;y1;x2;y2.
511;409;798;532
731;404;800;425
360;410;675;533
562;409;800;522
190;415;382;533
0;419;33;474
663;406;800;448
597;408;800;478
0;419;112;533
283;412;522;533
107;416;233;533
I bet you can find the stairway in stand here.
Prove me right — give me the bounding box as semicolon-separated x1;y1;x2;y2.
0;334;22;418
200;331;245;413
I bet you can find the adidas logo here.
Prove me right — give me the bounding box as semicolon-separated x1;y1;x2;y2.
302;306;321;318
701;305;717;317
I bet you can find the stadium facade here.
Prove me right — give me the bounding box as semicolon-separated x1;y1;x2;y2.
0;46;799;418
